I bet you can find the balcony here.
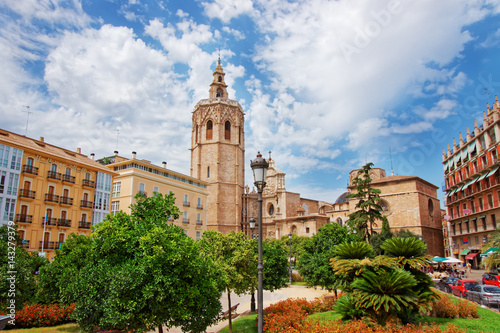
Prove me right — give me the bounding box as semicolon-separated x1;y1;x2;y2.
47;170;62;181
197;204;203;210
39;241;63;250
80;200;93;209
62;174;76;184
57;219;71;227
82;179;95;188
15;214;32;224
42;217;58;226
183;201;190;207
196;220;203;225
45;193;59;203
183;218;190;224
18;189;36;199
59;196;74;206
22;164;38;175
78;221;92;229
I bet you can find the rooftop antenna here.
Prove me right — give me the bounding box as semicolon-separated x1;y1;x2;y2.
389;147;394;176
218;48;221;64
22;105;31;136
115;128;120;151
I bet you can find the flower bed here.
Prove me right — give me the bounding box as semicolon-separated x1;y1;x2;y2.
1;303;75;328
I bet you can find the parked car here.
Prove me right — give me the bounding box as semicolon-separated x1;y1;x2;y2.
435;277;459;293
451;279;479;297
482;272;497;284
484;275;500;287
466;285;500;306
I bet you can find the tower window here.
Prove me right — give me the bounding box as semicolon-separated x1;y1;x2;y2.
216;88;223;97
206;120;213;140
225;121;231;140
218;76;222;82
207;166;210;178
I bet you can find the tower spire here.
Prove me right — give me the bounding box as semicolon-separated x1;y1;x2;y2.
209;60;228;99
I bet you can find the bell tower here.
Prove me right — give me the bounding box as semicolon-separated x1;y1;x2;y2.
190;60;245;233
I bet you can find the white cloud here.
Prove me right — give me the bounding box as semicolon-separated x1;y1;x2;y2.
202;0;256;23
222;26;245;41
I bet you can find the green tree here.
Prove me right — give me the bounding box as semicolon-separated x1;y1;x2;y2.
279;234;309;266
262;239;289;291
481;228;500;271
37;233;92;304
297;223;360;293
69;193;223;333
369;218;392;256
0;224;48;311
199;230;256;333
346;162;385;242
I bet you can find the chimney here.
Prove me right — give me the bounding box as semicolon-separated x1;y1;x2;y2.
90;153;95;161
162;161;167;168
40;137;44;142
132;151;137;159
76;147;81;154
114;150;118;157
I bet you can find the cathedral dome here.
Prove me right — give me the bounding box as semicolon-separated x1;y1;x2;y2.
334;192;350;204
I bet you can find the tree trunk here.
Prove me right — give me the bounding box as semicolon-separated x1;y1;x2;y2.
227;287;233;333
158;324;163;333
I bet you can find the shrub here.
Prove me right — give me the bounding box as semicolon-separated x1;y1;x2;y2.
4;303;75;328
291;272;302;282
427;294;478;319
334;294;365;320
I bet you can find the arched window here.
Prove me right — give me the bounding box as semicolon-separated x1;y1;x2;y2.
336;217;343;227
216;88;223;97
218;76;222;82
27;157;34;166
428;199;434;216
195;125;199;143
206;120;213;140
225;121;231;140
268;204;274;216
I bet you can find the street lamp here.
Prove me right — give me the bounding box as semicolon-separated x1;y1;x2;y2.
249;218;256;239
250;152;269;333
288;233;292;286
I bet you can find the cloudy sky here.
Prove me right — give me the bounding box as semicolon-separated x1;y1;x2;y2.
1;0;500;205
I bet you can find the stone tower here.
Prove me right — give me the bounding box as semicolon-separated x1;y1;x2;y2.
190;61;245;233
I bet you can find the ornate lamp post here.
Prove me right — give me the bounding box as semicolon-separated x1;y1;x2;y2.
288;233;293;286
250;152;269;333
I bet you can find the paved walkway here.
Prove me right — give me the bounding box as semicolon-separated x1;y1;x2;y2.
148;285;332;333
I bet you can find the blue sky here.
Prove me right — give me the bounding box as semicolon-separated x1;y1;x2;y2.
1;0;500;206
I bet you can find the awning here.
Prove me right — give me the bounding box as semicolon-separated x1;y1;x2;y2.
486;166;499;178
477;172;489;181
432;256;448;262
465;252;479;260
480;247;499;257
459;249;470;255
461;149;468;160
468;143;477;153
471;176;480;184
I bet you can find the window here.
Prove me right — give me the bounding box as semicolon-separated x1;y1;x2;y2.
471;200;475;213
225;121;231;140
206;120;213;140
207;166;210;178
81;214;87;222
111;201;120;215
488;194;494;208
492;214;497;230
479;198;484;210
216;88;223;97
197;213;201;224
3;198;15;221
139;183;145;194
153;186;159;194
306;227;310;233
7;173;19;195
65;167;71;175
218;76;222;83
112;182;121;198
184;194;189;206
51;164;57;172
183;211;188;223
197;197;202;209
336;217;343;227
0;171;5;193
10;148;21;170
473;219;478;232
482;217;487;230
268;204;274;216
84;173;90;180
196;231;201;240
475;236;479;245
0;144;10;167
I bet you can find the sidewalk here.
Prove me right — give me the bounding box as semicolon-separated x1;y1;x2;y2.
149;285;332;333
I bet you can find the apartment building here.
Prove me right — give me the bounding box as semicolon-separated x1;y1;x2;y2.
443;96;500;268
0;128;115;259
104;152;208;240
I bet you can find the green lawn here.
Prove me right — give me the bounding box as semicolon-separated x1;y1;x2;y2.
5;323;80;333
219;313;257;333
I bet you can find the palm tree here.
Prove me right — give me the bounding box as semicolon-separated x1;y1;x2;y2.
482;228;500;271
351;268;418;326
380;237;429;270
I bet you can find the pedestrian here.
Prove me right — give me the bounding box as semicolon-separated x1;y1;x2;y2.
466;262;471;273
